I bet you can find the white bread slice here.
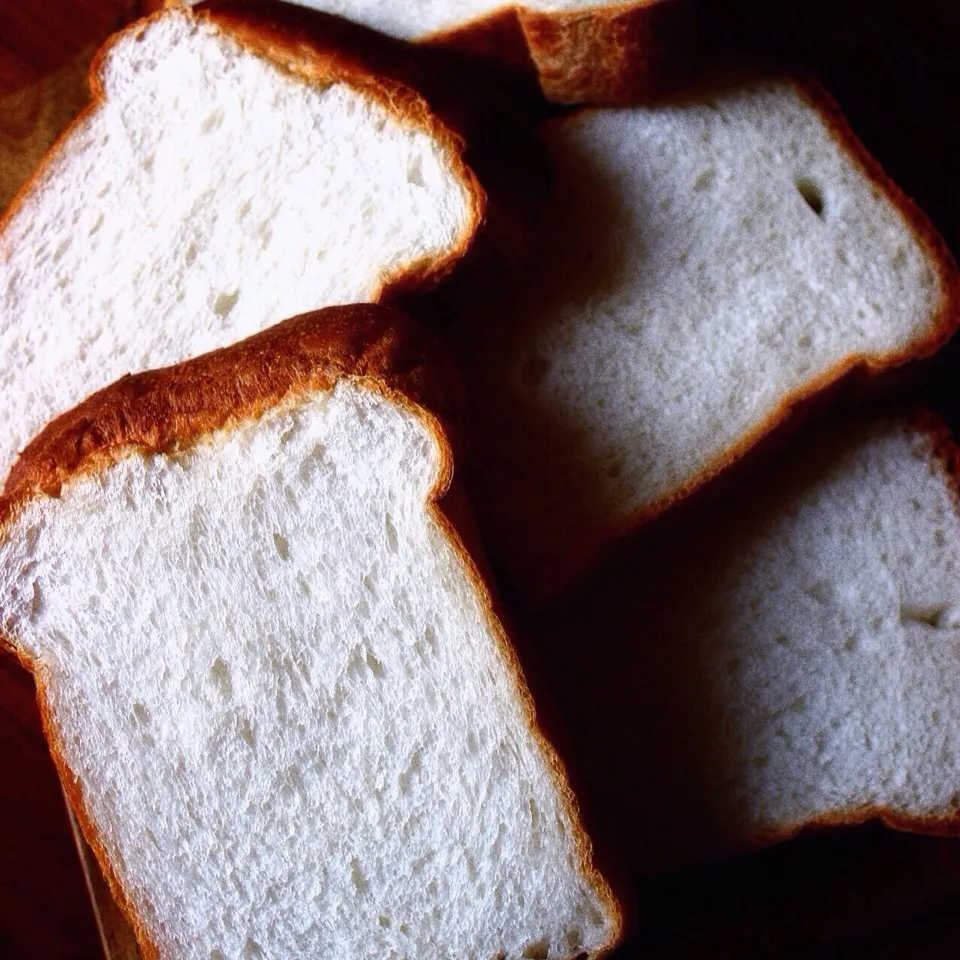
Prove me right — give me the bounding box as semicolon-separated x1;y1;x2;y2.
532;415;960;874
0;2;482;481
172;0;695;104
0;305;620;959
450;79;959;597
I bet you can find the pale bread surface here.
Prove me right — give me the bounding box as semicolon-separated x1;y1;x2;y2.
533;418;960;871
451;81;952;595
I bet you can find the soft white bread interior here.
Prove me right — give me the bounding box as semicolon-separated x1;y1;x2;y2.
0;306;618;959
450;79;958;596
532;416;960;873
0;2;480;478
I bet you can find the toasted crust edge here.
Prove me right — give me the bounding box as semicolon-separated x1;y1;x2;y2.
1;305;463;508
0;303;621;958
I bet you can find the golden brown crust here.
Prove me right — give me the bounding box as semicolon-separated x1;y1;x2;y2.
2;304;462;513
424;0;700;105
737;794;960;858
1;302;620;957
422;6;537;81
519;0;699;104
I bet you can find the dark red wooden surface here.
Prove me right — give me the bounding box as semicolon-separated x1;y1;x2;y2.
0;0;132;96
0;652;102;959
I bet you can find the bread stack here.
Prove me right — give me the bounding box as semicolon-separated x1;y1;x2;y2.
0;1;958;957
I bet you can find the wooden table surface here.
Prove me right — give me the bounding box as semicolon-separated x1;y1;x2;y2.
0;1;133;96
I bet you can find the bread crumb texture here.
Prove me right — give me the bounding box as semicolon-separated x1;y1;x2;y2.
0;381;615;958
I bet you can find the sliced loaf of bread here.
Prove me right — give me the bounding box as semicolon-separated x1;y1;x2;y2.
0;2;483;479
531;415;960;873
450;79;959;597
174;0;695;104
0;304;620;959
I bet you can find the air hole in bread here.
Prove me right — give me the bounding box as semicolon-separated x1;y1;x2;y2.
209;657;233;700
349;858;368;894
899;602;948;628
606;461;622;479
520;356;550;388
384;513;399;553
29;580;42;618
407;156;424;187
796;176;825;217
564;931;585;954
212;289;240;318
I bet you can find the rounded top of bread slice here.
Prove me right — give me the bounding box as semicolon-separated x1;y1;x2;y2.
0;304;620;959
0;1;483;478
3;304;463;509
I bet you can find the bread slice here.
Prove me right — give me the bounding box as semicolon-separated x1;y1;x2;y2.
450;78;959;597
172;0;696;104
0;304;620;960
0;2;483;480
531;415;960;874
